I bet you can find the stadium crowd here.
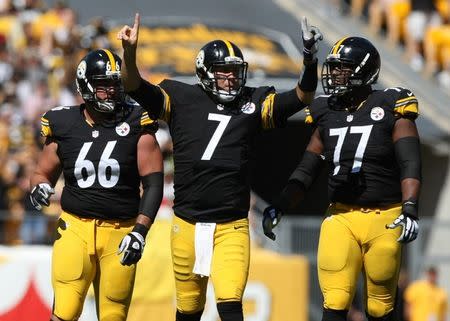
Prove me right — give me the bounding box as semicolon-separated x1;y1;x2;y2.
0;0;174;245
341;0;450;89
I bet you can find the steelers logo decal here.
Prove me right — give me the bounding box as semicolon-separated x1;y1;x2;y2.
115;122;130;136
241;102;256;114
77;60;87;79
370;107;384;121
195;50;205;69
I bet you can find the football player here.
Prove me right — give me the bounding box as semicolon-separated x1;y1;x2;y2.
29;49;164;321
263;37;421;321
117;13;323;321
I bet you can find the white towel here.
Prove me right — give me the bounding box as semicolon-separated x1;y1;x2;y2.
192;222;216;277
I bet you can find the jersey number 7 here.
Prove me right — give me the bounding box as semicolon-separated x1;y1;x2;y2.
201;113;232;161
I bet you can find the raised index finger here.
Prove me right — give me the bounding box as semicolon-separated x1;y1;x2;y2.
133;13;140;32
301;16;308;34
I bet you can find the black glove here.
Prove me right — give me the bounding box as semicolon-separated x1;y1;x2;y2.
30;183;55;210
386;200;419;243
262;205;283;241
301;16;323;61
118;228;146;266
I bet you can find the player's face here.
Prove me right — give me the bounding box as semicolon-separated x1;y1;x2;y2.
213;65;241;92
93;79;122;102
330;63;353;86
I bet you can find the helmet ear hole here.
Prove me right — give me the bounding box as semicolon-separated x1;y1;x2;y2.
195;40;248;103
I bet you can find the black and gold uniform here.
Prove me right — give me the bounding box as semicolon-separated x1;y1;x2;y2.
158;79;282;222
42;105;156;220
305;87;419;318
133;77;304;311
264;37;421;321
306;87;418;206
41;103;157;320
128;36;315;317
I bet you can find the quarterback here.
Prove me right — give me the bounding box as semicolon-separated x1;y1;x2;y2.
117;13;323;321
263;37;421;321
30;49;163;321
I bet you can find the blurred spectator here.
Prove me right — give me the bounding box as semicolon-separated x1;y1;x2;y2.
423;24;450;77
404;0;442;71
367;0;410;46
404;266;448;321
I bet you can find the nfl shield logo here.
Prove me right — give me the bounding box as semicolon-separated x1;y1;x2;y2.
92;130;99;138
346;115;353;122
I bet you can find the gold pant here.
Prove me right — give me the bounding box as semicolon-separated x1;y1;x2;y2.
52;211;136;321
318;203;403;317
171;215;250;313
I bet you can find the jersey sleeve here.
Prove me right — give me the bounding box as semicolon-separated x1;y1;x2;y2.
140;110;159;134
303;96;330;125
387;87;419;120
158;80;172;123
40;112;53;137
258;86;279;129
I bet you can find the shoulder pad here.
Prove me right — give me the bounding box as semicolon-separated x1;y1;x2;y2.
383;87;419;119
305;95;330;124
140;110;158;133
40;106;75;137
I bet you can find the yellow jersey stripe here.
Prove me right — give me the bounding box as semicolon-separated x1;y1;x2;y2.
223;40;235;57
141;118;153;126
394;103;419;116
158;86;171;122
261;93;276;129
103;49;116;72
395;96;417;105
332;37;349;54
40;125;52;137
304;108;313;124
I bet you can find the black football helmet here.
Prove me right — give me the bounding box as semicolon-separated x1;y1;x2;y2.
195;40;248;103
321;37;380;96
76;49;124;113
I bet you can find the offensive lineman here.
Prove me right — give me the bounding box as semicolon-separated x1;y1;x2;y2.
30;49;163;321
263;36;421;321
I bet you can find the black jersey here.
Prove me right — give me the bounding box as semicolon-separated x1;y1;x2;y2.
40;104;157;220
136;79;292;222
305;87;419;206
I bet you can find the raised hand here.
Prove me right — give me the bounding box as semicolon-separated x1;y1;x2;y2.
301;16;323;61
117;13;140;50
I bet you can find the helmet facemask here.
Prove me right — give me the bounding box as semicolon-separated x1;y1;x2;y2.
77;74;124;113
322;58;359;96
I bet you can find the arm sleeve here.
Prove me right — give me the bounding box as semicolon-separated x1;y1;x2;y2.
273;89;308;126
394;136;421;181
127;79;165;120
138;172;164;220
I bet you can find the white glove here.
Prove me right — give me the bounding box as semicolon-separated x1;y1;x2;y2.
30;183;55;211
386;214;419;243
118;231;145;265
301;16;323;61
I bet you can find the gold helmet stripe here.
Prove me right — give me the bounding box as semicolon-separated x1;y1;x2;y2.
332;37;349;54
223;40;235;57
102;49;116;72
